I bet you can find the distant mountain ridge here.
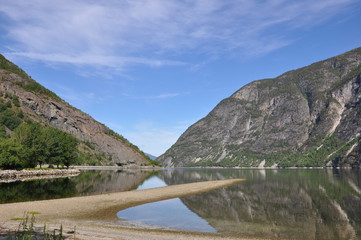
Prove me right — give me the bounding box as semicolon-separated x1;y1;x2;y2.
158;47;361;168
0;54;150;166
146;153;157;160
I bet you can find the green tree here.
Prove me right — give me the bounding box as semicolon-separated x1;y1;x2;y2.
0;126;7;139
0;138;24;169
0;109;22;130
12;122;42;168
42;127;79;168
1;120;79;169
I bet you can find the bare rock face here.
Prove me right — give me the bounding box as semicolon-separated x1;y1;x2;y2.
159;47;361;167
0;57;149;166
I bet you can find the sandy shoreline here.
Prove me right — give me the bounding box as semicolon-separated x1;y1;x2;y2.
0;178;260;240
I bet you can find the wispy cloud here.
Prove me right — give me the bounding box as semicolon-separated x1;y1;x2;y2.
152;93;182;99
124;92;186;100
0;0;356;71
54;85;105;108
5;52;186;68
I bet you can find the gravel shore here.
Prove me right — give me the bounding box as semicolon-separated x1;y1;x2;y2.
0;169;80;182
0;179;254;240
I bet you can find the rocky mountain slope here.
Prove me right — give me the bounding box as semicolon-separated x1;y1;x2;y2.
159;47;361;167
0;54;150;166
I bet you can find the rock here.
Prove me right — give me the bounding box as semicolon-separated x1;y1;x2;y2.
158;47;361;167
0;169;80;182
0;55;149;166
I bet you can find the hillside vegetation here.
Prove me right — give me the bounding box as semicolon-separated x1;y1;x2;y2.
0;54;152;169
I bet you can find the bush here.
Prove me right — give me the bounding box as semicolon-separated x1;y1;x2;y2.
12;95;20;107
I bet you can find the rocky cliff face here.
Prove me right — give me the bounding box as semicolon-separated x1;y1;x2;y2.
0;55;149;166
159;47;361;167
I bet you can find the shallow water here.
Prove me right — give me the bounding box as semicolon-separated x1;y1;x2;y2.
119;168;361;240
0;169;157;203
1;168;361;239
117;176;216;232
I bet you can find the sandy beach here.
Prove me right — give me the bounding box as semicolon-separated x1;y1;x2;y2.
0;178;263;240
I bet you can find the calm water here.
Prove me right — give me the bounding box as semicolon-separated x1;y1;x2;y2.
1;168;361;240
0;169;158;203
117;176;216;232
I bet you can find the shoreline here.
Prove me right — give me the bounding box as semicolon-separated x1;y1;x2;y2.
1;220;260;240
73;165;161;170
0;169;80;183
75;165;359;170
0;178;248;240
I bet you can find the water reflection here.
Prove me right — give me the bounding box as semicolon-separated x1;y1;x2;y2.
158;168;361;240
0;177;77;203
0;169;157;203
118;176;216;232
75;169;157;195
1;167;360;239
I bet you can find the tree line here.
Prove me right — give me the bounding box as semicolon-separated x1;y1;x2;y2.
0;98;79;169
0;121;79;169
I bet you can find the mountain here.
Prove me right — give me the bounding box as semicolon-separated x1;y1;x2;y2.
158;47;361;168
146;153;157;160
0;54;150;166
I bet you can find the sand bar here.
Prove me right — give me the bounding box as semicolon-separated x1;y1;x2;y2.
0;178;256;239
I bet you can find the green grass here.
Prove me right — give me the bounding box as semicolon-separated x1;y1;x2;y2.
1;54;64;104
0;54;31;80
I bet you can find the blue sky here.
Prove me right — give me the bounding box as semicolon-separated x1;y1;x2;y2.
0;0;360;156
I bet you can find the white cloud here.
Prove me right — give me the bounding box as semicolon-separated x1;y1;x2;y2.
0;0;356;71
152;93;182;99
124;92;186;100
5;52;185;68
54;85;105;108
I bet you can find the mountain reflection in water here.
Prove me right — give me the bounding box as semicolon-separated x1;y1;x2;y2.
159;168;361;240
118;176;216;232
118;168;361;240
1;168;360;240
0;169;156;203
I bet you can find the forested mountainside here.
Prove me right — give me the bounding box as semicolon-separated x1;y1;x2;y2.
159;47;361;168
0;54;150;168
